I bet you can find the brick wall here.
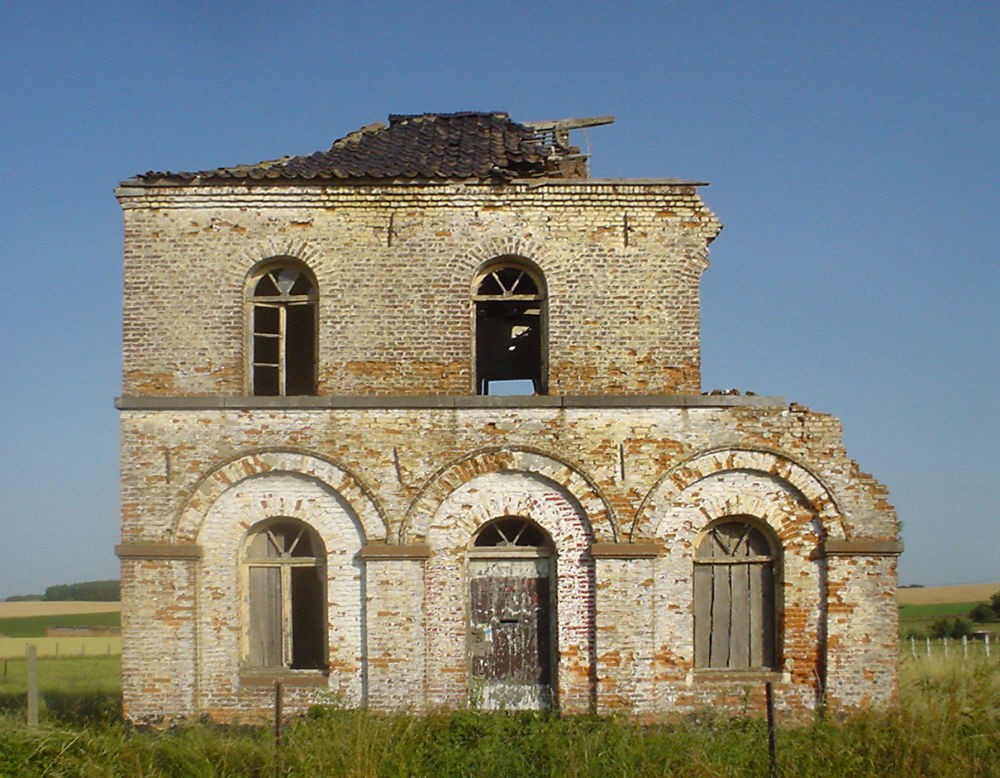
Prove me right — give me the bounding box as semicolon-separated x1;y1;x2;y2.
117;175;899;723
117;401;899;721
118;182;720;397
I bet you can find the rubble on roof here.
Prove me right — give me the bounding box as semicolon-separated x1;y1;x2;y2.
138;112;614;183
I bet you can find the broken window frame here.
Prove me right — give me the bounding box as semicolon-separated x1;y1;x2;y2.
247;261;318;396
472;259;548;396
693;516;780;671
242;518;328;671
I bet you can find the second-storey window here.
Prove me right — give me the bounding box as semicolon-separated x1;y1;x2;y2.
473;260;547;395
249;263;317;395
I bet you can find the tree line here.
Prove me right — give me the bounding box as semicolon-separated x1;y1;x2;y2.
5;579;120;602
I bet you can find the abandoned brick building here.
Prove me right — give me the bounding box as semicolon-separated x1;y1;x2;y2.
115;112;901;723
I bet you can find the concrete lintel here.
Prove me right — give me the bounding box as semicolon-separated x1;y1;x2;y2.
115;543;203;560
824;539;903;556
116;394;785;411
591;542;660;559
358;543;433;560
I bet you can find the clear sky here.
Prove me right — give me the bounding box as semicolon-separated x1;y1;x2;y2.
1;2;996;597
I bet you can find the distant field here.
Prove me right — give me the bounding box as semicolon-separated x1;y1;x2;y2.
0;602;119;618
0;602;121;658
0;637;121;659
897;583;998;605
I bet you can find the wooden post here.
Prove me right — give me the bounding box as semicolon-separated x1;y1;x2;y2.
909;635;916;658
986;634;990;658
765;682;777;778
942;636;948;658
962;634;968;659
26;645;39;727
925;637;931;658
274;681;284;777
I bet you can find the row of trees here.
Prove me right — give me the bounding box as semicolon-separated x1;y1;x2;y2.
5;579;120;602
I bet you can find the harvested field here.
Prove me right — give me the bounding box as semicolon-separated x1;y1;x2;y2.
0;602;120;619
897;583;999;606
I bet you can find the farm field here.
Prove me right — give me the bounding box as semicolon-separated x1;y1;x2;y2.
897;582;999;639
0;601;121;658
897;582;999;605
0;602;120;618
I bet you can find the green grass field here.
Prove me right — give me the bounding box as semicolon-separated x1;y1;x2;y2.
0;652;997;776
899;600;998;638
0;608;122;658
0;610;120;638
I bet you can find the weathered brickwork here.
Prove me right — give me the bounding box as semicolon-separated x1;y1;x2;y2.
117;125;899;724
119;183;718;397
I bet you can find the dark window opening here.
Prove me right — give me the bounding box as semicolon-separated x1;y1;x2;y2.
474;262;546;395
249;264;317;396
474;517;549;548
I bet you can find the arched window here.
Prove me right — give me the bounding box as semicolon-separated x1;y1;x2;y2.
243;519;326;670
248;263;317;396
472;516;551;549
473;260;547;395
694;517;778;670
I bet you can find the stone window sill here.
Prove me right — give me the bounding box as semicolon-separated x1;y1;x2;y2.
239;669;329;687
691;669;785;684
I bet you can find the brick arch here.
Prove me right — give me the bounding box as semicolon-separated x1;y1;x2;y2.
232;239;325;277
461;236;552;274
630;448;847;543
172;450;388;544
400;447;616;543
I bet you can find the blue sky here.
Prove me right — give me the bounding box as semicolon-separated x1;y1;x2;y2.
1;2;996;597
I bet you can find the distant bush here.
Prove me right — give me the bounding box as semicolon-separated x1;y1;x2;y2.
930;617;973;639
4;594;44;602
968;603;998;623
44;581;119;602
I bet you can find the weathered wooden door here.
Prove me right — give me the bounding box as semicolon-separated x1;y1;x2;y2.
468;557;553;710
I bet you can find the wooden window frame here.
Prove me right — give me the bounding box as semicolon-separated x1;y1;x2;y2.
246;261;318;396
693;516;780;672
242;519;327;672
471;259;548;396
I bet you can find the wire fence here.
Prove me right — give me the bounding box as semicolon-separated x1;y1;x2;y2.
903;633;994;661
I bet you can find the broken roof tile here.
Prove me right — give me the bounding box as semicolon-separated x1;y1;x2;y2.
136;112;581;184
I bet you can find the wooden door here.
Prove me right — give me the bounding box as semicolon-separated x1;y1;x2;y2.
468;557;553;709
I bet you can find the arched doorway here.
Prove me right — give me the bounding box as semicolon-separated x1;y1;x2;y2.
467;517;555;709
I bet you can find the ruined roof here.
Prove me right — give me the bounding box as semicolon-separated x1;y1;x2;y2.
136;112;609;184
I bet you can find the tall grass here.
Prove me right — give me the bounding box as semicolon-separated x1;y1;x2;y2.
0;655;996;777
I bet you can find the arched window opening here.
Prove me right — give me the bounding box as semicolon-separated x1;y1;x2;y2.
473;516;550;549
694;518;778;670
249;263;317;396
244;519;326;670
473;261;547;395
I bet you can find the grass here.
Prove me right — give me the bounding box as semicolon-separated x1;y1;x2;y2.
0;654;997;776
0;655;120;725
0;610;120;638
899;600;998;639
0;636;122;659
